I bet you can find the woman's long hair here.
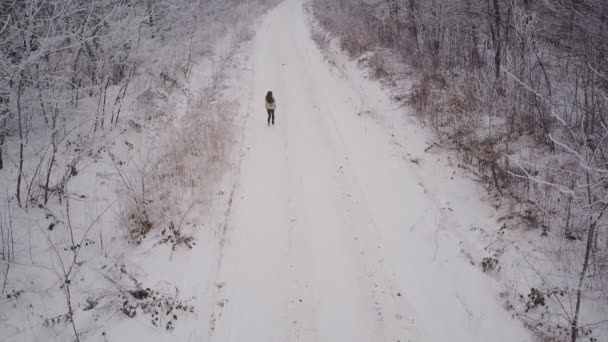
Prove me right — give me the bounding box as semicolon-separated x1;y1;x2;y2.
266;91;274;103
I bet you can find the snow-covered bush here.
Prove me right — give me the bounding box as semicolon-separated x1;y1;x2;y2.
0;0;280;340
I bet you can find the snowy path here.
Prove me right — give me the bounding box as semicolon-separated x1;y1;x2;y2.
209;0;532;341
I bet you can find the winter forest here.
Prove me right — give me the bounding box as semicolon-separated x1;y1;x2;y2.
1;0;608;341
313;0;608;340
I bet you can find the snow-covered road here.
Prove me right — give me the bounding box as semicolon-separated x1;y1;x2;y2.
210;0;532;341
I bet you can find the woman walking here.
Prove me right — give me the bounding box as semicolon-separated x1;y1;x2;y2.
265;91;276;126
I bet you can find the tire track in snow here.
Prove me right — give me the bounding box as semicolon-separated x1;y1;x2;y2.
207;33;259;340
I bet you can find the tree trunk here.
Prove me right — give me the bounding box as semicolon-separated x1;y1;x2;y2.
408;0;420;52
16;79;24;208
100;78;109;130
113;66;134;127
0;119;4;171
571;172;607;342
571;219;595;342
44;113;58;205
493;0;502;79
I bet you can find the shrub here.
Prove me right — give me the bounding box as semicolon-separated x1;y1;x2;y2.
481;257;499;273
525;288;546;312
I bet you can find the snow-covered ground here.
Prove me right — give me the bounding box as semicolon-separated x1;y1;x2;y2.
2;0;563;340
207;0;532;341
